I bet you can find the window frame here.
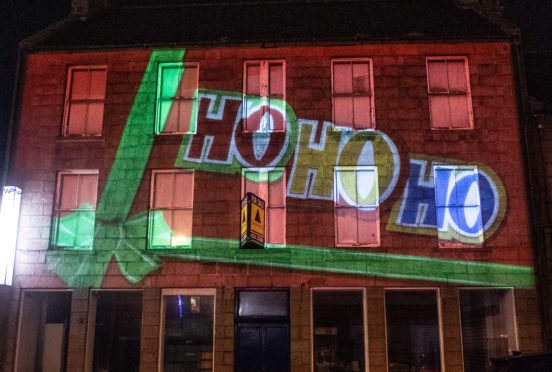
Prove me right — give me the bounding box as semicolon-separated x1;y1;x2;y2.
241;167;286;246
51;169;99;250
84;289;144;372
310;288;368;372
331;58;376;131
155;62;199;135
457;287;519;371
384;288;445;372
333;165;380;247
148;169;195;249
433;164;484;248
426;56;474;130
242;59;286;133
62;65;107;137
158;288;216;372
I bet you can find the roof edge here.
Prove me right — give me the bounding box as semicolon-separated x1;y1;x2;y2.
454;0;520;37
20;15;80;51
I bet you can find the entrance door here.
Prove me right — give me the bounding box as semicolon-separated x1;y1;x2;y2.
235;290;290;372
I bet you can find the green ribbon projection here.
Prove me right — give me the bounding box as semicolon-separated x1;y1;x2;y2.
46;49;534;288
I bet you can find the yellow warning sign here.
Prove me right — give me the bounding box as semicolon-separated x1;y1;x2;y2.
241;203;248;236
250;203;265;237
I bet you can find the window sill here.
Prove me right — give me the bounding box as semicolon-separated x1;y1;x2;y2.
434;243;487;252
153;134;189;145
56;135;105;144
425;129;481;142
332;126;376;132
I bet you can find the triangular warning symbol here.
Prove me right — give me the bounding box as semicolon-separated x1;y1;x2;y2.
255;210;261;223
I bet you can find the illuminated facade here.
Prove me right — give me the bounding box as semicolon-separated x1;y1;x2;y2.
0;1;546;371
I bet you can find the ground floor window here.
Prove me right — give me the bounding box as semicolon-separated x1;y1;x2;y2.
459;288;517;372
385;289;442;372
312;289;365;372
15;291;72;372
161;289;215;372
87;291;142;372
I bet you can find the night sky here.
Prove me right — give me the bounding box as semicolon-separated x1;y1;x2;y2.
0;0;550;181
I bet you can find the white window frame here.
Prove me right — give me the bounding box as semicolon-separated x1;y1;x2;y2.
384;288;445;372
52;169;99;249
241;167;286;246
62;65;107;136
155;62;199;135
433;164;484;247
331;58;376;130
426;56;474;130
158;288;217;372
148;169;194;249
310;288;368;372
242;59;286;133
334;165;380;247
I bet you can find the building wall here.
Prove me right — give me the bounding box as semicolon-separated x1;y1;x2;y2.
2;42;544;371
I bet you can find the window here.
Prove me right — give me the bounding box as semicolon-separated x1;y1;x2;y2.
156;62;199;134
332;59;375;130
149;170;194;249
433;165;483;246
312;290;366;372
87;291;143;372
242;168;286;245
63;66;106;136
427;57;473;129
15;291;72;372
160;289;215;372
385;290;442;372
334;166;379;247
460;289;517;372
51;170;98;249
243;60;285;132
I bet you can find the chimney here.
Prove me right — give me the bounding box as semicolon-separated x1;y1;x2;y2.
71;0;106;19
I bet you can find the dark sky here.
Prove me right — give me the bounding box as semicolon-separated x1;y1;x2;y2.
0;0;71;180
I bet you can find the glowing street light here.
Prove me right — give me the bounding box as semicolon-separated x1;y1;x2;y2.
0;186;22;286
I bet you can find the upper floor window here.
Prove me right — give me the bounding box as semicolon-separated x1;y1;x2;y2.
242;168;286;245
51;170;98;249
149;170;194;249
426;57;473;129
332;59;375;130
156;62;199;134
434;165;483;246
63;66;107;136
334;166;379;247
243;60;286;133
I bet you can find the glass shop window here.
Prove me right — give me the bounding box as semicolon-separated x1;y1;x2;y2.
460;289;517;372
15;291;72;372
332;59;375;130
88;291;143;372
63;66;106;136
156;62;199;134
243;60;285;132
426;57;473;130
312;290;366;372
385;290;442;372
161;290;215;372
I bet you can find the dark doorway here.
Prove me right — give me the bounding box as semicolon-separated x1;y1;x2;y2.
235;289;290;372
